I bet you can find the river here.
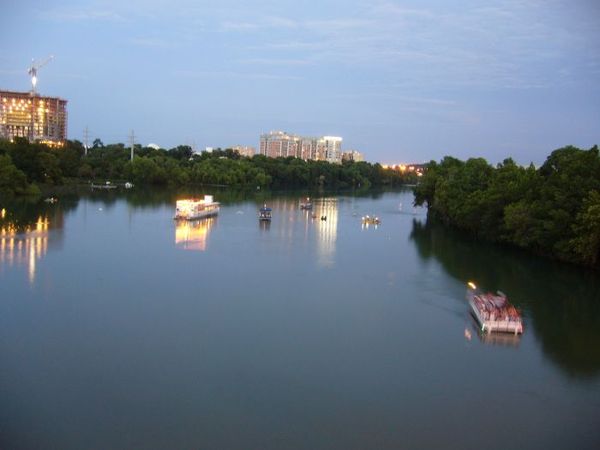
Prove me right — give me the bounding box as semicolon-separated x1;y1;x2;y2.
1;188;599;449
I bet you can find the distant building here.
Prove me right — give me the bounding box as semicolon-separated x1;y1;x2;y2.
259;131;301;158
259;131;343;163
300;137;318;160
0;90;67;146
232;145;255;157
342;150;364;162
318;136;343;164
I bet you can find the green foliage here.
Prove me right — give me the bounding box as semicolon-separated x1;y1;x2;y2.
1;140;414;196
0;154;38;197
570;190;600;266
414;146;600;268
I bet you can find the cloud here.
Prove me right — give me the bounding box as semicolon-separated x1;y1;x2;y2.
304;18;373;31
0;69;24;76
220;21;261;31
232;0;594;89
173;69;302;81
129;37;172;49
38;8;125;22
220;15;297;32
237;58;313;66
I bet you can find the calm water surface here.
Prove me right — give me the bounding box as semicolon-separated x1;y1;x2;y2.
1;189;599;450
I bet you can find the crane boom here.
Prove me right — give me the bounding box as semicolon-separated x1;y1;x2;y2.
28;55;54;93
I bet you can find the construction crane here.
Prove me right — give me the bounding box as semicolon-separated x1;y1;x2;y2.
28;55;54;94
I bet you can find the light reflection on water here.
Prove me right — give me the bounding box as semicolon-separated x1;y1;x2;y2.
1;215;53;285
174;217;216;251
0;190;598;450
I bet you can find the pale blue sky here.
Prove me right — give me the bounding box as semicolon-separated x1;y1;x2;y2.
1;0;599;164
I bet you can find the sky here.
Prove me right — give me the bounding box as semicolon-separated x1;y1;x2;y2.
1;0;599;165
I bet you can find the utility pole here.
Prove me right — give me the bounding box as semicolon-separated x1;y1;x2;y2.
83;126;89;156
129;130;135;161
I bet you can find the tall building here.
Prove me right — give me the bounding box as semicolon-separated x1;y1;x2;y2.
0;90;68;146
232;145;256;157
342;150;364;162
259;131;343;163
318;136;342;164
259;131;301;158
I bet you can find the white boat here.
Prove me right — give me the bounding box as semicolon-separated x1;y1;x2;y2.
362;215;380;225
467;283;523;335
174;195;220;220
300;197;313;210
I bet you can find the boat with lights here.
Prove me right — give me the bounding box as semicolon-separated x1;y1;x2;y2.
467;282;523;335
361;215;380;225
174;195;220;220
259;204;272;221
300;197;313;210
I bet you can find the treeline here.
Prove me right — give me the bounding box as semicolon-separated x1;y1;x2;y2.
0;138;416;197
413;145;600;268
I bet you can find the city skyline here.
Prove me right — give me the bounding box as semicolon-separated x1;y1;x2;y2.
1;0;598;165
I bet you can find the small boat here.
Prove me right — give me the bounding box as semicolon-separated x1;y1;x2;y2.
44;197;58;204
124;182;134;189
259;204;272;221
300;197;313;210
466;282;523;335
91;181;117;190
362;215;380;225
174;195;220;220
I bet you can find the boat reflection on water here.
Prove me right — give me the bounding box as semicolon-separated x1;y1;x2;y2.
174;217;215;251
465;323;521;347
476;329;521;347
259;219;271;231
313;198;338;269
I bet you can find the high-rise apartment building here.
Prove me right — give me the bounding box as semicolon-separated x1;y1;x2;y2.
232;145;256;157
260;131;344;163
342;150;364;162
318;136;342;164
259;131;302;158
0;90;67;146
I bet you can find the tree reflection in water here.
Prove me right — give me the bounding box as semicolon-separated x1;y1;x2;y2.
410;218;600;379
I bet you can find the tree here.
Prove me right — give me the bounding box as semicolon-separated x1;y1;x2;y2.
570;190;600;266
0;154;37;196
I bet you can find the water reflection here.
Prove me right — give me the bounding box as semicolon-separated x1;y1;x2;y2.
313;198;338;268
174;217;216;251
465;322;521;347
0;200;71;285
410;218;600;378
250;196;340;268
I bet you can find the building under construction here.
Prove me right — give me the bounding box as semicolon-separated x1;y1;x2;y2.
0;90;68;146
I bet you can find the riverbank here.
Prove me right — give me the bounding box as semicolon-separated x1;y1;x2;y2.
0;138;417;199
413;145;600;269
